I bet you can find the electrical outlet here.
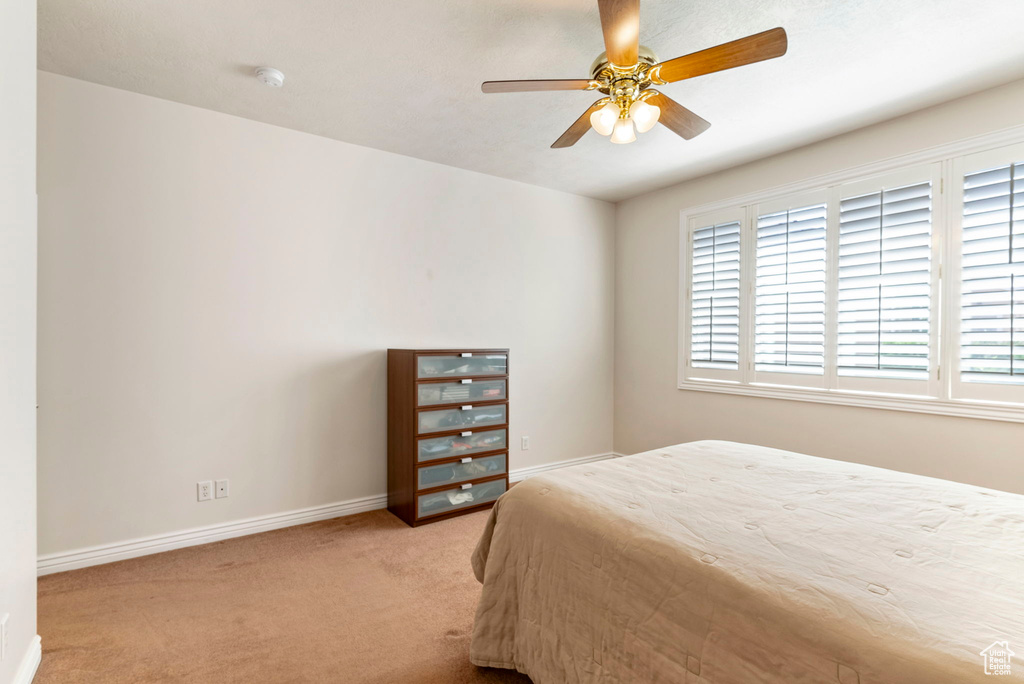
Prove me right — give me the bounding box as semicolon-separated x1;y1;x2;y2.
215;479;229;499
0;612;8;662
197;481;213;502
521;436;530;450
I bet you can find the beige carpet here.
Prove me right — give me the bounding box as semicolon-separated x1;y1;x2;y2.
37;509;531;684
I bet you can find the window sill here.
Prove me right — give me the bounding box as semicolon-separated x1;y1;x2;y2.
677;378;1024;424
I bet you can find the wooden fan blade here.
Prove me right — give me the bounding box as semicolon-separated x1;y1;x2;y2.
482;79;594;93
598;0;640;67
645;93;710;140
552;101;606;149
651;27;787;84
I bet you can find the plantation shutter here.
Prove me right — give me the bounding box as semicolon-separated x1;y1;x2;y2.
755;203;827;374
837;181;933;380
690;220;741;370
960;161;1024;384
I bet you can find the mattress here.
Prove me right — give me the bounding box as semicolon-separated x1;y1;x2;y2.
470;441;1024;683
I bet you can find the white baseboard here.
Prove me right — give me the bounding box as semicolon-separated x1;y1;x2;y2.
37;452;620;576
509;451;623;482
37;493;388;576
13;635;41;684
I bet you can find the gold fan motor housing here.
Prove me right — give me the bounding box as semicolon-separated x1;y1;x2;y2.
590;45;660;112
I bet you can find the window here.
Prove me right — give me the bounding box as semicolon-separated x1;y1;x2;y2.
960;162;1023;384
690;218;741;373
952;144;1024;406
837;180;932;381
754;199;827;381
680;139;1024;422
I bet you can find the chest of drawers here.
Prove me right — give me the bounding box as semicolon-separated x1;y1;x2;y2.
387;349;510;526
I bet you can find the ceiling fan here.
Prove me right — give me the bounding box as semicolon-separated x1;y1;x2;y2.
481;0;787;148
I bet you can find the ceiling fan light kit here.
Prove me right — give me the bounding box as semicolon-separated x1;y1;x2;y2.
587;67;662;141
481;0;788;149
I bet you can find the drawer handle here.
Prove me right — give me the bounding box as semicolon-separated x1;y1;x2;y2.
461;379;472;384
461;352;472;358
461;457;472;464
461;431;472;437
462;405;473;411
461;483;473;490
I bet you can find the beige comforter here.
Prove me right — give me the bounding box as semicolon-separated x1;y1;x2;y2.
470;441;1024;683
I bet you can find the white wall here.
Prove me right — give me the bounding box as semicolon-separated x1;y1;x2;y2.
616;78;1024;496
0;0;38;681
37;73;615;556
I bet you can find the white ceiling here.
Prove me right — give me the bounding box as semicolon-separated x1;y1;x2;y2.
39;0;1024;202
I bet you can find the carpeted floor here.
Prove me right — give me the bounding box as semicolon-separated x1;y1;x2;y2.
37;508;531;684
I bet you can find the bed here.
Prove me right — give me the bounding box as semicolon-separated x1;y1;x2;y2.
470;441;1024;683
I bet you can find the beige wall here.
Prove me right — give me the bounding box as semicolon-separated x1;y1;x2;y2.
37;73;615;556
615;78;1024;495
0;0;38;679
38;68;1024;566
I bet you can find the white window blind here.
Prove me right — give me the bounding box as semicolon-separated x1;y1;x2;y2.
960;161;1024;385
837;181;933;380
755;203;827;374
690;220;741;370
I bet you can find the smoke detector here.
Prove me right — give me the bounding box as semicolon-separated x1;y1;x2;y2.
255;67;285;88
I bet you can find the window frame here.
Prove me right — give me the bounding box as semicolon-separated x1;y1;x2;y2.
681;207;747;384
751;189;830;388
677;127;1024;424
831;164;943;398
949;142;1024;405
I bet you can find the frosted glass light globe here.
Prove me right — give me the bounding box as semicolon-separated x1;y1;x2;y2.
610;118;637;144
630;99;661;134
589;102;621;136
